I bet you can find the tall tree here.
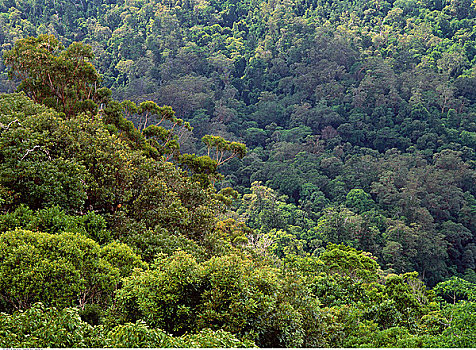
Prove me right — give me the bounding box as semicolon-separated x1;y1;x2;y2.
3;34;110;118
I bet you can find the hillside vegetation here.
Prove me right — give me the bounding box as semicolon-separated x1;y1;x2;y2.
0;0;476;347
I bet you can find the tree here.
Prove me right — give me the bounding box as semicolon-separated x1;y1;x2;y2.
319;243;380;283
0;303;101;348
113;250;323;347
345;189;376;213
314;207;380;252
0;229;142;312
201;134;247;167
433;276;476;304
118;99;193;160
3;35;110;118
0;303;254;347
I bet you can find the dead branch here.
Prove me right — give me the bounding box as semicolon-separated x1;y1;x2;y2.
20;145;52;161
0;119;21;130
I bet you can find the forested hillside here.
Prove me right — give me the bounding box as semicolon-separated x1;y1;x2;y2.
0;0;476;347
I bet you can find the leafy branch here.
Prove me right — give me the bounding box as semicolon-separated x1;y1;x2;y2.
201;135;247;166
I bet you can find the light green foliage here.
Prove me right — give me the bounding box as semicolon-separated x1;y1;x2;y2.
178;153;221;186
0;303;255;348
0;303;100;347
214;218;250;247
112;250;202;332
239;181;315;234
202;134;247;166
284;246;446;346
288;245;380;310
0;204;111;243
99;241;147;277
176;328;255;347
105;321;172;347
319;244;380;283
126;161;220;241
345;189;376;213
316;305;376;347
0;229;124;312
424;300;476;347
239;181;288;232
422;276;476;346
197;253;281;336
366;272;435;331
267;229;307;258
106;322;255;348
113;250;321;347
433;276;476;303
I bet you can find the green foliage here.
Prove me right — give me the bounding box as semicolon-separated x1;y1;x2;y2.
105;321;172;347
111;251;201;332
119;99;194;159
0;93;222;245
1;0;476;288
118;226;208;263
0;303;255;348
0;229;122;312
176;328;255;347
1;0;476;345
433;276;476;303
113;250;321;347
345;189;376;213
0;303;100;347
314;207;381;252
319;243;380;283
424;301;476;347
202;134;247;166
3;35;107;118
0;204;111;243
370;272;432;329
178;153;220;186
99;241;147;278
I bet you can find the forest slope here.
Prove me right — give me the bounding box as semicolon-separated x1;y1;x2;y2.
0;0;476;347
3;0;474;285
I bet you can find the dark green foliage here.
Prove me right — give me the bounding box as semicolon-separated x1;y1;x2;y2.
0;93;223;247
1;0;476;344
118;226;208;263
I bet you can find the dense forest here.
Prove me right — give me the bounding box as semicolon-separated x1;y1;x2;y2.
0;0;476;347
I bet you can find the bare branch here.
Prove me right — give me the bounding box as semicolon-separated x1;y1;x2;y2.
0;119;21;130
20;145;52;161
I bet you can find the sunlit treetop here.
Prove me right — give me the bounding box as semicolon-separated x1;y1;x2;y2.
3;34;111;118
